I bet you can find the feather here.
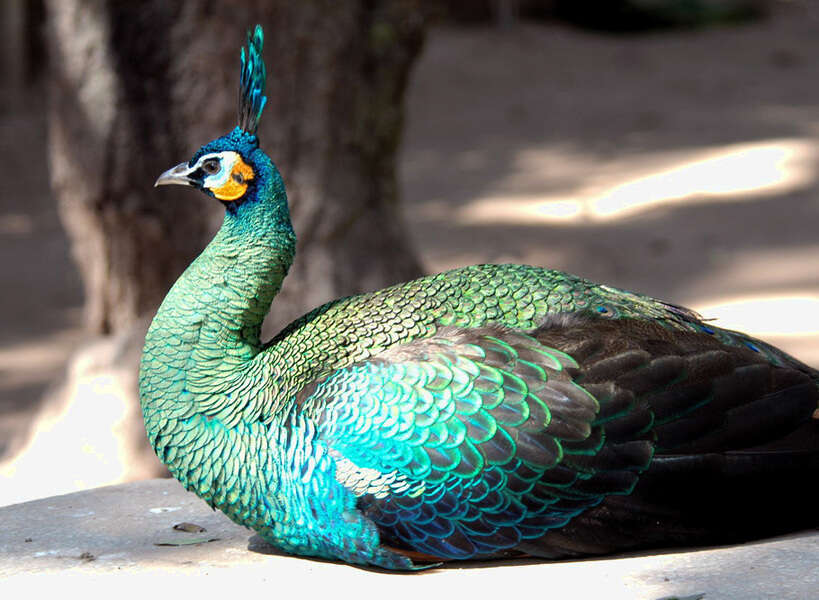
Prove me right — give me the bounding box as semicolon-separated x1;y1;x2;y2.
238;25;267;135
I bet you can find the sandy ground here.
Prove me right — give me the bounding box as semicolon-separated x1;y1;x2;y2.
1;3;818;496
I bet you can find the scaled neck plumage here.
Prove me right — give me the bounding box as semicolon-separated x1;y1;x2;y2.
140;149;295;426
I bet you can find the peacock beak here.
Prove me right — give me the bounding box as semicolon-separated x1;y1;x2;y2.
155;162;195;187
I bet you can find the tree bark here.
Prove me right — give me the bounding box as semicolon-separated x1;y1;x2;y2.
46;0;426;335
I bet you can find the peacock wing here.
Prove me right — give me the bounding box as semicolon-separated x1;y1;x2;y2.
298;313;819;560
522;313;819;557
298;325;655;560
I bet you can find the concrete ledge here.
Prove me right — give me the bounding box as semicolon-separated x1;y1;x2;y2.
1;479;816;598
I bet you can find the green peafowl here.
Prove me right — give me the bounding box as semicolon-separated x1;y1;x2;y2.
140;25;819;570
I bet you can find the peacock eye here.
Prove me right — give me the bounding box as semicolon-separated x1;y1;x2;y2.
201;158;220;175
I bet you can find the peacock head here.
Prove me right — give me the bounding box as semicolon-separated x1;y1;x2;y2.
155;26;277;215
156;127;263;208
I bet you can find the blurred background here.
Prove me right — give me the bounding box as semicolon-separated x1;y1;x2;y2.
1;0;818;506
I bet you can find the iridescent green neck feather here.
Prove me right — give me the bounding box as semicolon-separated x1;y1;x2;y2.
142;143;294;390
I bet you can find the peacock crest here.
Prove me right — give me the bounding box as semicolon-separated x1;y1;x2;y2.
238;24;267;136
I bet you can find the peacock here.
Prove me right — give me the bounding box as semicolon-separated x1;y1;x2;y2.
140;25;819;570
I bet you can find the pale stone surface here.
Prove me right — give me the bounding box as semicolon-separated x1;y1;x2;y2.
1;479;816;599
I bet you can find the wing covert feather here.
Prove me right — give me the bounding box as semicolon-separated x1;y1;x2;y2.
294;315;818;560
302;326;651;559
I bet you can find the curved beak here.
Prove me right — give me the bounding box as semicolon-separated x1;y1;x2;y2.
155;162;195;187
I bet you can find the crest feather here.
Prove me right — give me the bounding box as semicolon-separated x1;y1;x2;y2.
238;25;267;135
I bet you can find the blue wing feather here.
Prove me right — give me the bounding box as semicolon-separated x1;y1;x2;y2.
301;326;647;559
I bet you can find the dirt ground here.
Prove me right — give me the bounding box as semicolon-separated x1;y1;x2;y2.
1;3;818;491
400;1;819;362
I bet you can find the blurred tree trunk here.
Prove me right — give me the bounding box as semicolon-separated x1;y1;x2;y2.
46;0;426;335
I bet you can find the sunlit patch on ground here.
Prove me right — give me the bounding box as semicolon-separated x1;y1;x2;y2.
697;294;819;336
696;294;819;366
0;335;158;507
0;370;133;506
590;139;817;218
454;138;818;224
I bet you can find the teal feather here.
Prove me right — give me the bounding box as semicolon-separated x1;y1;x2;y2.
238;25;267;134
140;25;819;569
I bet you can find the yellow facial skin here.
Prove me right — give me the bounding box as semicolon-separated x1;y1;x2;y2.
211;156;255;202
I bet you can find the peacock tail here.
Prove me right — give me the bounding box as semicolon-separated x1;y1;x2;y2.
139;25;819;570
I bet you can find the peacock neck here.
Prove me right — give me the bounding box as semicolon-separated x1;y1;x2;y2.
191;217;295;349
138;194;295;518
170;161;294;346
140;159;296;426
